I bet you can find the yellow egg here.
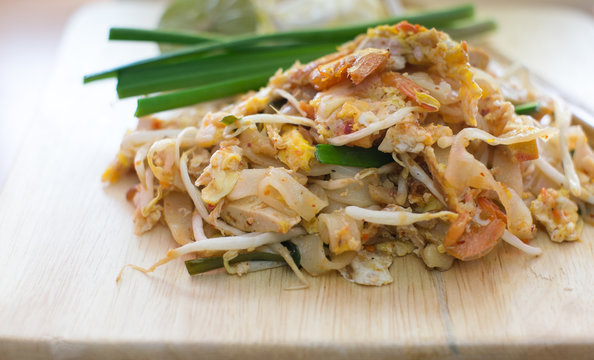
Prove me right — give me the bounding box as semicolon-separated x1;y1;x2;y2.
278;125;315;172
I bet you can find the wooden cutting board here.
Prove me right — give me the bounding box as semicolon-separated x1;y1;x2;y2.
1;2;593;359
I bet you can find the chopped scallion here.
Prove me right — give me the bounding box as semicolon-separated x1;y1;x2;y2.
184;240;301;275
315;144;393;168
221;115;239;125
514;102;539;115
185;252;284;275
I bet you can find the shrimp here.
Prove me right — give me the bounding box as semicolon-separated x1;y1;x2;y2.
309;48;389;90
381;72;440;112
444;196;507;261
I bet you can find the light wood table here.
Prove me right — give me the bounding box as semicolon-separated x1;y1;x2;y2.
0;0;106;189
0;2;593;359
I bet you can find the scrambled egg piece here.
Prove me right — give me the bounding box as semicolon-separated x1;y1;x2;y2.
277;125;315;171
195;112;228;147
102;152;131;184
530;188;581;242
378;116;452;154
338;247;394;286
310;77;408;148
196;140;244;205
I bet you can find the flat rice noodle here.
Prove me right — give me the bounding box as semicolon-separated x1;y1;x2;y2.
318;210;362;254
163;191;195;245
423;147;458;210
227;169;267;201
445;134;534;239
325;181;377;208
492;147;523;196
258;168;328;221
292;234;356;276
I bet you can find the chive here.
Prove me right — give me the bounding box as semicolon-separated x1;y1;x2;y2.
282;240;301;267
83;71;116;83
185;252;285;275
184;241;301;275
118;43;335;83
83;71;116;84
116;45;334;98
86;44;311;83
118;59;283;98
440;19;497;39
118;43;336;81
109;27;226;44
83;4;475;82
315;144;393;168
514;102;539;115
221;115;239;125
135;72;271;116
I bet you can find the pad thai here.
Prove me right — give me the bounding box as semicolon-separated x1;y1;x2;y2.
105;21;594;286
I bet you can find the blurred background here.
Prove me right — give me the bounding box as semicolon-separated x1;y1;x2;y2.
0;0;592;187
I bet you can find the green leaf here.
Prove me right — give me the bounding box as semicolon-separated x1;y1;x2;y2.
158;0;258;52
221;115;239;125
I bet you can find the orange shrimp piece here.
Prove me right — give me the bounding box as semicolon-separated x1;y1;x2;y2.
444;211;472;247
476;197;507;222
394;21;426;34
309;48;389;91
298;101;315;119
444;197;507;261
347;49;390;85
381;72;440;112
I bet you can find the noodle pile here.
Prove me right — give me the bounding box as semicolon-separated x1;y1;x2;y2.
106;22;594;286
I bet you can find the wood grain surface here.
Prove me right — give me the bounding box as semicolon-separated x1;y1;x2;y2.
0;2;593;359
